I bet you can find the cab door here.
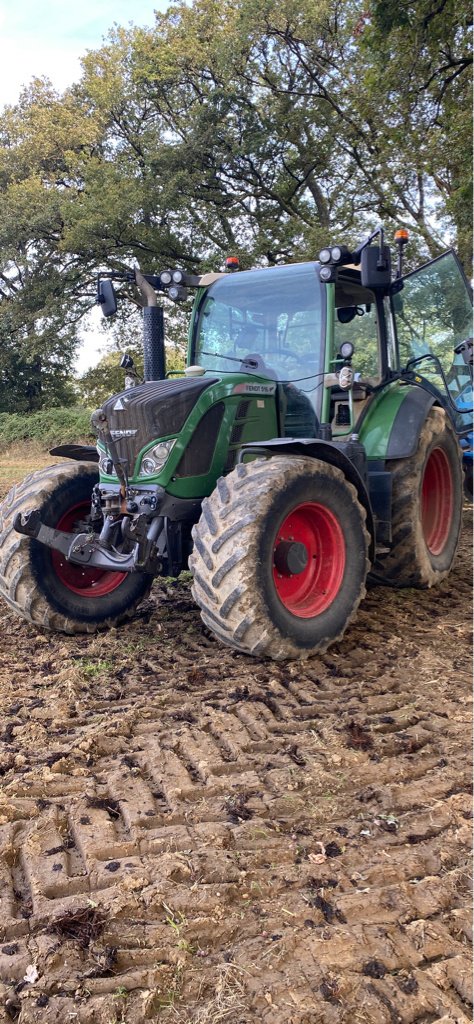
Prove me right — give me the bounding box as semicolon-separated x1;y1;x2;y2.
391;250;473;435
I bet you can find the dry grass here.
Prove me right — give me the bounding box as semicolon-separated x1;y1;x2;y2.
159;964;249;1023
0;446;57;498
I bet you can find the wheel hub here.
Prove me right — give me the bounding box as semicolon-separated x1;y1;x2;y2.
272;501;346;618
274;539;308;576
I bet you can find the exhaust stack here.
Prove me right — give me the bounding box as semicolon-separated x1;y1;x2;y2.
135;270;166;381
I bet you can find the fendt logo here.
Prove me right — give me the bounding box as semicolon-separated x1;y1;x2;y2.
110;429;138;439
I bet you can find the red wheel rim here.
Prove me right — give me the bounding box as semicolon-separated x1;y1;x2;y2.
272;502;346;617
421;447;453;555
51;502;127;597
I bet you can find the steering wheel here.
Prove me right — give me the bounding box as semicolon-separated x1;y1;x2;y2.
264;349;303;367
266;350;322;380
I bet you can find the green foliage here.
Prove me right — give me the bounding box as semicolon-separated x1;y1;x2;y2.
78;348;143;407
0;407;94;452
77;342;186;407
0;82;100;412
0;0;470;411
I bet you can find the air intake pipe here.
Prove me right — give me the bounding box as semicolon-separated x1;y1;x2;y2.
135;270;165;381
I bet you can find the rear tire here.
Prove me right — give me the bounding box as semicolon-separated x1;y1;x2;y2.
376;407;462;587
0;462;152;634
189;456;370;661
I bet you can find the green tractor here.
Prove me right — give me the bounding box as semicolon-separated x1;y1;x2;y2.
0;228;472;660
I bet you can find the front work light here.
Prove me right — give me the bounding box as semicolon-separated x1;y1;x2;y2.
319;248;332;264
319;265;336;283
330;244;353;265
168;284;189;302
340;341;354;360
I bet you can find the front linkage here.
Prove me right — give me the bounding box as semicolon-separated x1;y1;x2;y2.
14;476;199;580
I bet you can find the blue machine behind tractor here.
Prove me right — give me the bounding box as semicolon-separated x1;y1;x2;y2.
451;338;473;499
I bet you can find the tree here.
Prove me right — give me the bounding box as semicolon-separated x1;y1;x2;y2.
0;81;100;410
119;0;470;269
0;0;470;411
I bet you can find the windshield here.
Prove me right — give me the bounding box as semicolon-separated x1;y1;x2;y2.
194;263;324;388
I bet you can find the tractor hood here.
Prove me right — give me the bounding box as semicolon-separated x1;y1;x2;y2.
97;375;219;469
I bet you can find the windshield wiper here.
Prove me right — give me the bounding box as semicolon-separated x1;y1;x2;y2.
200;350;259;368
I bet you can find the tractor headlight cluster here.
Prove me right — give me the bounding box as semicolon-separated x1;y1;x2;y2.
318;243;356;283
139;438;176;477
158;268;199;300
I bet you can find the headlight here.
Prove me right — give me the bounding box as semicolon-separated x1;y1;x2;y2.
97;446;114;476
139;439;176;477
319;247;332;264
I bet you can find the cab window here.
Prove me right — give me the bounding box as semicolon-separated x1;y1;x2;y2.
393;250;472;403
333;302;380;382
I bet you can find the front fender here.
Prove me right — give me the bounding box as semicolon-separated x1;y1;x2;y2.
239;437;375;561
49;444;99;463
358;382;436;460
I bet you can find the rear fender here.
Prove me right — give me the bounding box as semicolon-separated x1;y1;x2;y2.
239;437;375;561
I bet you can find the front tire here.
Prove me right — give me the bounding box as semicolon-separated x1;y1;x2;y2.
377;407;463;587
189;456;370;661
0;462;152;634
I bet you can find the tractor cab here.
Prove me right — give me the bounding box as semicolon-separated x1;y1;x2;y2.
192;261;324;439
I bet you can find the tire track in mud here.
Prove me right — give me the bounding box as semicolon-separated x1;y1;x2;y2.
0;510;471;1023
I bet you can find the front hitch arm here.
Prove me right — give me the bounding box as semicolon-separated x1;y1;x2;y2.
13;510;139;573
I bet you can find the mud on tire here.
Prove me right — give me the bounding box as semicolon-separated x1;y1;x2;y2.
0;462;152;634
375;407;463;588
189;456;370;661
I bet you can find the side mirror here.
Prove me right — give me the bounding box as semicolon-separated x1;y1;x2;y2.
361;244;392;290
98;279;118;318
337;306;357;324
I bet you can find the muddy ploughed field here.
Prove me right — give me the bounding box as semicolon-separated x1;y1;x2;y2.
0;462;472;1024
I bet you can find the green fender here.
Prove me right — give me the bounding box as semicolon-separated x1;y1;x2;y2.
359;381;436;460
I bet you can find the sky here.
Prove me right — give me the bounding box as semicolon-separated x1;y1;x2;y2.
0;0;168;373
